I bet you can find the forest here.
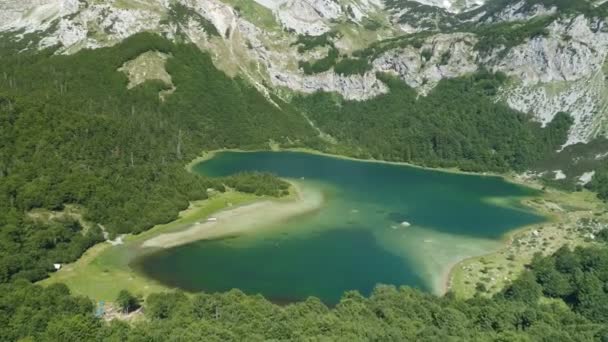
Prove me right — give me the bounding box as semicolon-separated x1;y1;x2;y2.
293;71;573;172
0;29;607;341
1;243;607;341
0;32;313;284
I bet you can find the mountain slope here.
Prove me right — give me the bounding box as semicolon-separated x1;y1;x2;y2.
3;0;606;147
2;0;608;188
1;3;608;341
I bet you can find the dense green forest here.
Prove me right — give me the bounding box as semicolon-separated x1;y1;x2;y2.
1;28;607;341
0;32;315;283
293;72;573;172
0;30;598;286
1;243;608;341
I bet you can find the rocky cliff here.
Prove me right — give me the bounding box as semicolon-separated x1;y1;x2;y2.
1;0;607;147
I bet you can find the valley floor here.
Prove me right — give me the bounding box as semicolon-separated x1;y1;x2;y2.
39;149;608;306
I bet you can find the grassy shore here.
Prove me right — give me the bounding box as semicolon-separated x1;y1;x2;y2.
39;191;264;302
448;188;608;298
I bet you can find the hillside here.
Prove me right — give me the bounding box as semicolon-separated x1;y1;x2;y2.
2;0;608;177
1;0;608;341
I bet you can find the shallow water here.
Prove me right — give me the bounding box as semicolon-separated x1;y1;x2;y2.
136;151;544;304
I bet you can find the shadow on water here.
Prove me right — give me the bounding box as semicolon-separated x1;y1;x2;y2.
136;227;429;305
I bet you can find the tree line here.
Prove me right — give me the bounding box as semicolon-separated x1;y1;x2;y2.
293;71;573;173
1;242;607;341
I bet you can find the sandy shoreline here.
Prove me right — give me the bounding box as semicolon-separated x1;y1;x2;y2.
141;182;324;249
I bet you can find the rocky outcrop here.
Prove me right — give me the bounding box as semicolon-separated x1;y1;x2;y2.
0;0;80;33
373;33;479;94
493;16;608;145
9;0;168;52
250;0;383;35
266;14;608;145
276;0;342;35
492;16;608;85
179;0;237;39
266;32;478;99
269;69;387;100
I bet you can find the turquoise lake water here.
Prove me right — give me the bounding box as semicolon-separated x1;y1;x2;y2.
136;151;545;304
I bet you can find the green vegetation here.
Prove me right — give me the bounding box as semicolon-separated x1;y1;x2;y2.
2;243;608;341
0;32;317;283
532;138;608;191
0;215;103;283
298;47;340;74
474;16;554;54
0;20;607;340
40;191;262;301
333;57;373;75
599;229;608;243
291;31;339;53
484;0;607;18
293;31;374;76
361;17;383;31
588;166;608;201
163;3;220;38
293;71;573;172
298;48;373;76
116;289;140;313
451;188;606;298
527;244;608;320
351;32;431;61
224;172;291;196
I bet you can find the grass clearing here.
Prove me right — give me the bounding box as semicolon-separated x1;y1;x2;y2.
39;191;261;302
118;51;173;89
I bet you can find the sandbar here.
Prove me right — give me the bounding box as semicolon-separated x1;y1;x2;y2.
141;182;323;249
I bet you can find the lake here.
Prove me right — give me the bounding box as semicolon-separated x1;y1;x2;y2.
135;151;544;304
